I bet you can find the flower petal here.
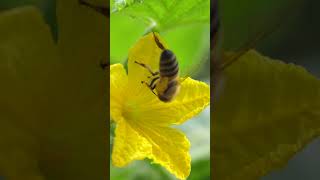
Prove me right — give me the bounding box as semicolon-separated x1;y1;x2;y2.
111;118;152;167
113;118;191;179
172;77;210;124
110;64;128;122
133;77;210;126
142;125;191;180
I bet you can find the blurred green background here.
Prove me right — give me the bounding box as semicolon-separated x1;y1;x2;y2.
110;13;210;78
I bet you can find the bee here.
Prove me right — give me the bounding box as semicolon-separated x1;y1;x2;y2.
134;32;180;102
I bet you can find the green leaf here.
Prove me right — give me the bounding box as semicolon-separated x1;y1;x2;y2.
111;161;173;180
110;0;210;76
110;13;146;64
213;50;320;180
188;159;210;180
111;16;210;76
162;23;209;76
111;0;210;31
111;158;210;180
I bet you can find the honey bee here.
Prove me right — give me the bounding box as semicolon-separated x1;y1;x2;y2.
134;32;180;102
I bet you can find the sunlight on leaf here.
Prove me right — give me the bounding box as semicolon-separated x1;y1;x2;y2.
213;50;320;180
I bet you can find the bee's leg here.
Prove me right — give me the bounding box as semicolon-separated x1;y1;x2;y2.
134;61;159;76
78;0;109;17
149;77;159;88
141;81;157;96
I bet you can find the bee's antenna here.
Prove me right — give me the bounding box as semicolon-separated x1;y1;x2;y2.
152;32;166;50
141;81;158;96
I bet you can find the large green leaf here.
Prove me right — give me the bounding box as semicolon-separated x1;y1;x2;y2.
110;0;210;76
213;50;320;180
110;13;146;64
111;0;210;31
110;158;210;180
163;24;210;77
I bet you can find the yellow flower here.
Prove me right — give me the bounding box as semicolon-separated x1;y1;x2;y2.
110;32;210;179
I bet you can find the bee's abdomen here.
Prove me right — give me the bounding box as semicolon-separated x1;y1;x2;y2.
158;80;179;102
159;50;179;78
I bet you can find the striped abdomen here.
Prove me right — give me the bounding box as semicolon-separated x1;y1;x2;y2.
157;49;180;102
159;49;179;79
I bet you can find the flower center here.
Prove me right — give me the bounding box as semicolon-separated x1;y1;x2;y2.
123;100;140;121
